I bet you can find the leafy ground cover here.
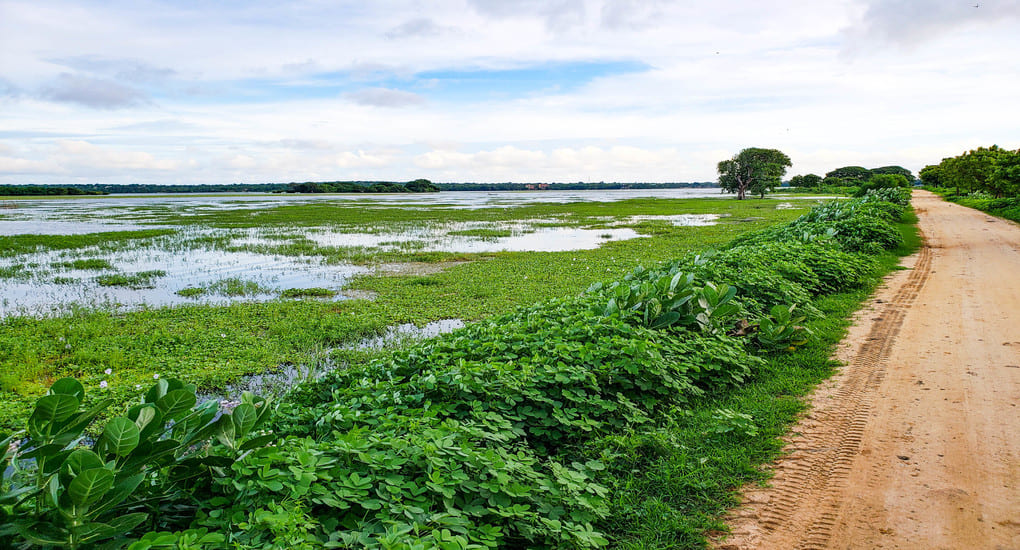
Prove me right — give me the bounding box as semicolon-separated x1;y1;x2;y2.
0;197;801;429
2;189;920;548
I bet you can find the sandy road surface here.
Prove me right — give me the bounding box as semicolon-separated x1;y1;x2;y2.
717;191;1020;550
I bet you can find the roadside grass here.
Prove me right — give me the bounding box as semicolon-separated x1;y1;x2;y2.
598;211;922;548
0;198;804;430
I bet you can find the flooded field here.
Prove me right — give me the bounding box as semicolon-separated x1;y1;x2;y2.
0;190;747;317
0;189;816;428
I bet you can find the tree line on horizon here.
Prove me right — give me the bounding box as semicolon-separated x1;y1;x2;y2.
716;146;915;200
918;145;1020;197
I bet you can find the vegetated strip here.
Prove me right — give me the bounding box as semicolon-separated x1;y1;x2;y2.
1;188;918;548
0;229;175;257
0;199;798;430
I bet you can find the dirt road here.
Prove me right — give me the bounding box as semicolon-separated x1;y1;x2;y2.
718;191;1020;550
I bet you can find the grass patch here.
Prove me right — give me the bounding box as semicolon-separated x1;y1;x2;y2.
95;270;166;288
0;229;174;257
280;287;336;298
52;258;114;270
447;228;515;239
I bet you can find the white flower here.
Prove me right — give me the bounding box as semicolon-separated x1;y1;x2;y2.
104;368;112;375
220;333;226;338
99;380;108;389
153;374;160;380
65;344;72;350
135;384;142;389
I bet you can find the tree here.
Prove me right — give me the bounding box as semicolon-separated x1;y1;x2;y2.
854;174;911;196
789;174;822;189
990;149;1020;197
717;147;792;200
940;146;1003;195
871;165;914;182
405;178;440;192
918;164;945;188
825;166;872;184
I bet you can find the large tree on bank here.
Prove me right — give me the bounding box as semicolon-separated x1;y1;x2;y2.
717;147;792;200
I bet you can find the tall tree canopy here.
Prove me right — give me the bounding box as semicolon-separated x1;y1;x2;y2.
870;165;914;182
825;166;872;184
922;145;1020;197
717;147;792;200
789;174;822;189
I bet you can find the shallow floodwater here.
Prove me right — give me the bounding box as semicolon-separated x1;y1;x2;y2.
0;188;731;235
0;189;736;316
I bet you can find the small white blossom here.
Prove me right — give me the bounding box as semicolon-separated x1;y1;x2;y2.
153;374;160;380
220;333;226;338
99;380;108;389
104;368;112;375
65;344;72;350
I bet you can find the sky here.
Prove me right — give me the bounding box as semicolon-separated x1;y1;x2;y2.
1;0;1018;185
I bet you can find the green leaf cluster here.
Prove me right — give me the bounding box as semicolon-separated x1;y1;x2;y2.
1;378;274;549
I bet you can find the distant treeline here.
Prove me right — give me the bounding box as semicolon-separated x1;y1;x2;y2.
0;185;107;196
436;181;719;191
1;179;720;196
284;179;440;193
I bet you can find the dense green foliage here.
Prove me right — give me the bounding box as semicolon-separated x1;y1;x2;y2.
284;180;440;193
921;145;1020;221
0;197;800;425
922;145;1020;197
787;174;822;189
1;378;273;549
0;187;105;197
717;148;792;200
2;190;916;548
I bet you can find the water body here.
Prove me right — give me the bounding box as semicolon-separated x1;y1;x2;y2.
0;189;745;316
0;188;731;235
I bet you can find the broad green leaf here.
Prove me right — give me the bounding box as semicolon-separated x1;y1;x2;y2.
144;379;169;403
16;522;69;546
215;415;236;448
28;394;80;438
649;312;681;330
231;403;257;436
68;467;114;507
64;449;105;478
91;473;144;516
48;378;85;400
98;417;140;457
57;398;114;437
132;405;162;441
155;389;196;420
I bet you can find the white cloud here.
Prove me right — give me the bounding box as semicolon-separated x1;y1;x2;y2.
40;73;147;109
0;1;1017;184
344;87;426;107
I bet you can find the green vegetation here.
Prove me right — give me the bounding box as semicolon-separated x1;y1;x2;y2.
0;186;106;196
0;197;801;428
921;145;1020;198
0;230;175;258
52;259;115;271
921;145;1020;222
717;147;792;200
284;179;439;193
1;188;920;548
280;287;337;298
95;270;167;289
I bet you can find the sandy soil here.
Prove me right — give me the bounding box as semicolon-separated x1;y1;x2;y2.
716;191;1020;550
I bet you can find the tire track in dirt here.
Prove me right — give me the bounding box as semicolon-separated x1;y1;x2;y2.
717;201;934;550
717;192;1020;549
